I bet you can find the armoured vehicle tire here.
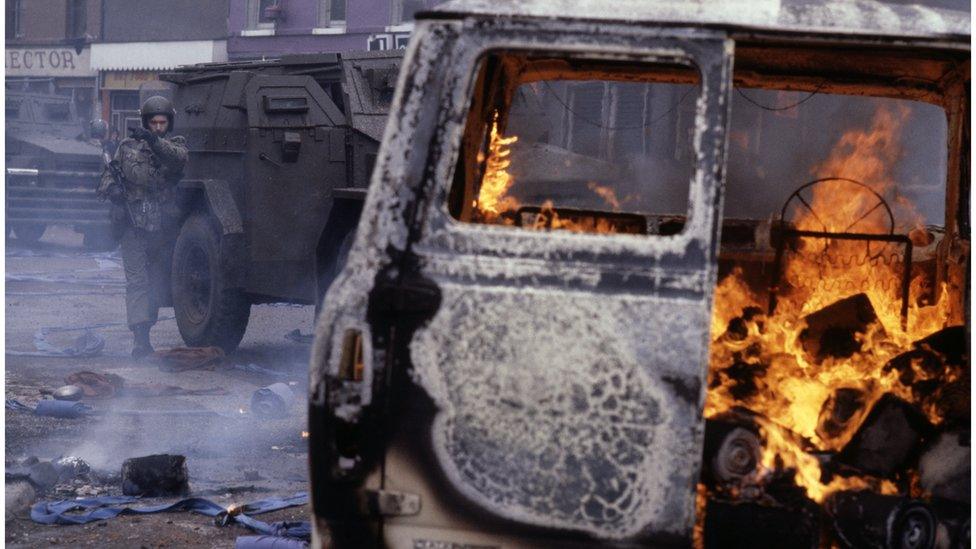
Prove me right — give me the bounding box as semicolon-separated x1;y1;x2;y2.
11;223;46;244
82;228;118;251
172;213;250;353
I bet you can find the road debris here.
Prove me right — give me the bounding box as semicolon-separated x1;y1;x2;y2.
6;328;105;358
51;385;84;401
151;346;226;372
30;492;310;542
251;383;296;419
121;455;190;497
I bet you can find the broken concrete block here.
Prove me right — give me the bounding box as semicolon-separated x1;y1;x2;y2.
121;454;189;497
5;480;36;520
837;393;932;478
704;498;820;549
826;491;936;549
918;430;970;504
28;461;59;490
799;293;881;361
816;387;867;444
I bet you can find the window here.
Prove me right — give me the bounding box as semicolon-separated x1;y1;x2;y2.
66;0;87;39
247;0;277;28
448;52;701;236
6;0;22;39
391;0;427;25
319;0;345;27
6;99;22;120
42;102;71;122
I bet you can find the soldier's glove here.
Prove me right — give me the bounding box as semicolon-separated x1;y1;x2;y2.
129;126;159;146
105;184;125;204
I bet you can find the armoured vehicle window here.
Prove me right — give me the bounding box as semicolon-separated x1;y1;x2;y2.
448;52;700;235
6;99;21;119
264;96;309;112
41;101;71;122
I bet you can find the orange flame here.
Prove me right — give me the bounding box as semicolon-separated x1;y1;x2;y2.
706;105;957;503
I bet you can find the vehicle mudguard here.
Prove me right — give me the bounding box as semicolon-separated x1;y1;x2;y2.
201;179;244;235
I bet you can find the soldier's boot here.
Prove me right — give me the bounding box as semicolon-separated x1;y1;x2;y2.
131;322;154;360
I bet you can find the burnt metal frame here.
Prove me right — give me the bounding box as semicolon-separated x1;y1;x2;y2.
768;228;913;326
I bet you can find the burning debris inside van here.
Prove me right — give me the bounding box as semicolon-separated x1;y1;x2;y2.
452;55;968;546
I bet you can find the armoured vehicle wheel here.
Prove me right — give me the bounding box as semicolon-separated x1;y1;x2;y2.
172;213;250;353
82;228;117;251
11;223;46;244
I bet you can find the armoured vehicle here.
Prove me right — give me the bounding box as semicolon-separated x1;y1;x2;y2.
5;89;113;248
158;50;402;352
308;1;969;547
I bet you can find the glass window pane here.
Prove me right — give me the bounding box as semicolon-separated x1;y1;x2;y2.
330;0;345;21
448;52;700;236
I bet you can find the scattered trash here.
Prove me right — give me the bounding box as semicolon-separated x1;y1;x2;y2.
33;399;94;419
284;329;314;345
55;457;91;481
6;328;105;358
815;387;867;444
121;455;190;497
236;535;309;548
251;383;296;419
234;363;291;379
31;492;310;542
63;370;227;399
5;481;37;520
837;393;932;478
27;461;60;490
918;430;970;503
52;385;84;401
65;371;124;399
151;346;226;372
798;293;881;361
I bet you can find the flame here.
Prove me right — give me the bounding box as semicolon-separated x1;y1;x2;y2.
301;431;309;439
705;105;958;503
475;113;520;221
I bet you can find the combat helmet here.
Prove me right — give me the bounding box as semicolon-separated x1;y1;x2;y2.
140;95;176;132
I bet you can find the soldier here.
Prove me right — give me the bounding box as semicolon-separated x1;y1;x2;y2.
97;96;188;359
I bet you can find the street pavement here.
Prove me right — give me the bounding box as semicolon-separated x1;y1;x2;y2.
5;225;315;548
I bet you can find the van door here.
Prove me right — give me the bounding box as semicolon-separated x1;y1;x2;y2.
310;21;733;548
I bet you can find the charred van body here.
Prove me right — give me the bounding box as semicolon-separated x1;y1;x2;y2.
307;1;968;547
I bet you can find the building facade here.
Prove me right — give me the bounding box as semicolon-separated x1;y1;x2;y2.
91;0;229;134
227;0;446;61
5;0;101;121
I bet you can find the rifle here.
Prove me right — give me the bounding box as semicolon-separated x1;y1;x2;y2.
101;150;135;237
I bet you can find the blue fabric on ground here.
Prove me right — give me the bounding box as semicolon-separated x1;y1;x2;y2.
235;535;309;549
31;492;310;539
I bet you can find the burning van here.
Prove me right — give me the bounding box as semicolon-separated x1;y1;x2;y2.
308;1;970;547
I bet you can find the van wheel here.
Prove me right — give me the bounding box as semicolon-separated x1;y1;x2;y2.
172;213;250;353
12;223;46;244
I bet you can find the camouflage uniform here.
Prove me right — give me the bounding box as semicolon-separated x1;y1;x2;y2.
98;134;188;329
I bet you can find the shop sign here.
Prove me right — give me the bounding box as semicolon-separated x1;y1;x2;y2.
5;47;95;77
102;71;159;90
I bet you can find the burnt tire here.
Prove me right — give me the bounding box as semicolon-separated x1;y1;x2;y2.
12;223;46;244
172;213;250;353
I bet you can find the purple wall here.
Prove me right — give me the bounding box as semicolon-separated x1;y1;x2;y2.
228;0;412;59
